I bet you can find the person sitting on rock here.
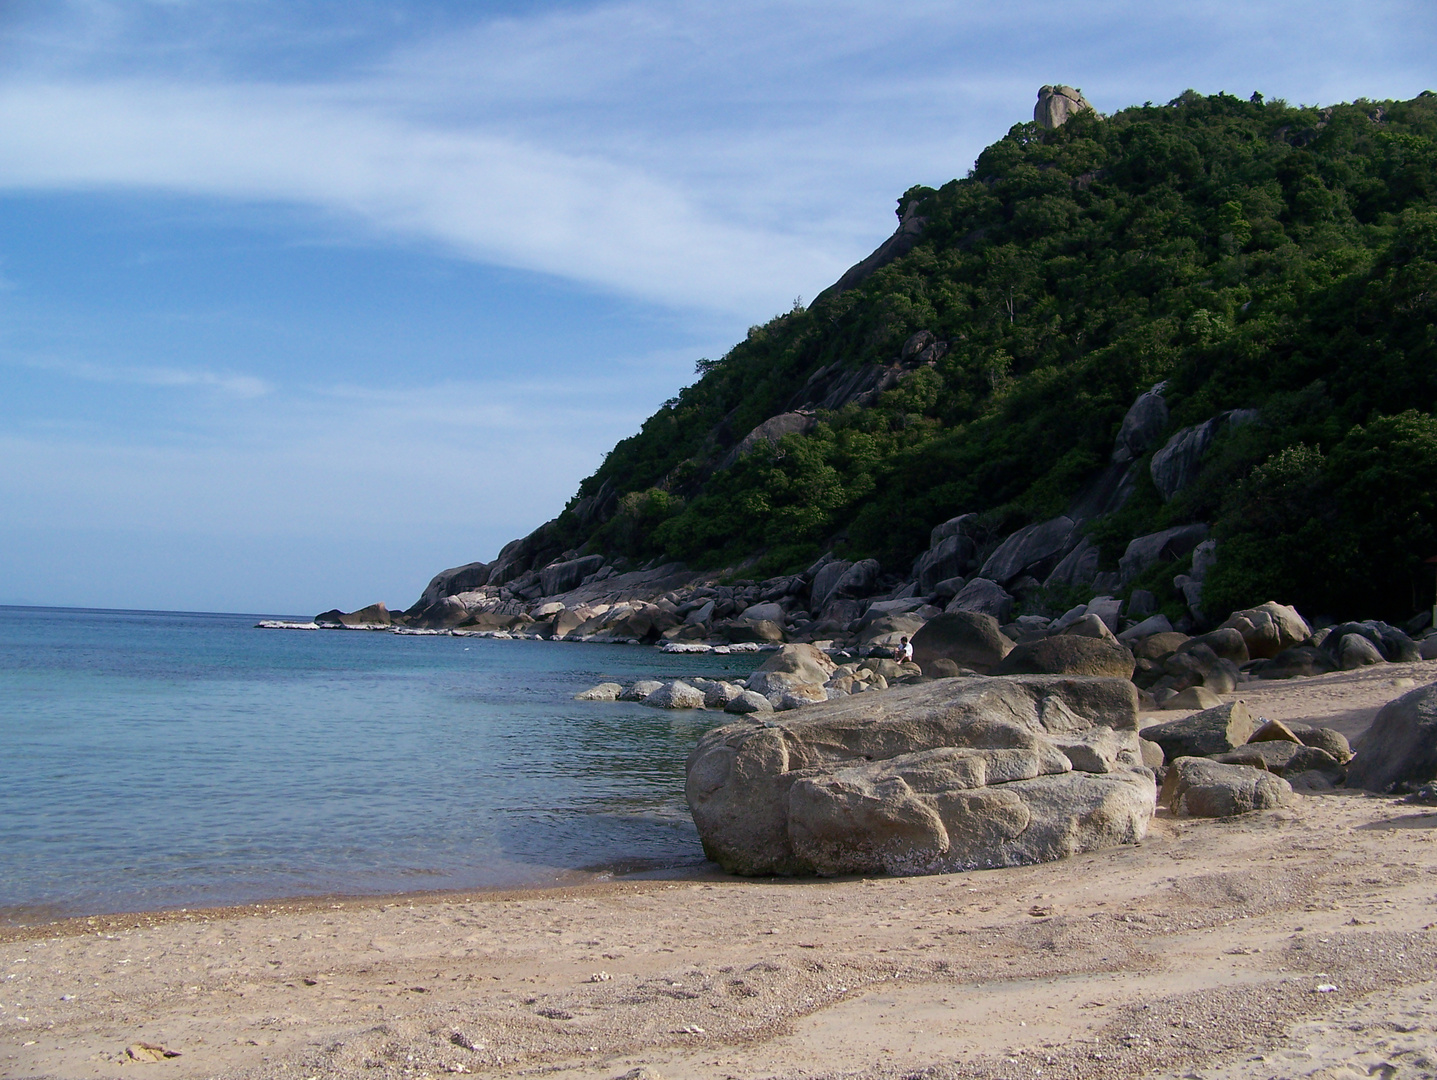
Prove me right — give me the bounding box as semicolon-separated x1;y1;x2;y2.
898;636;914;665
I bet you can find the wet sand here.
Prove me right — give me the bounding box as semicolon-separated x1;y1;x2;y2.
4;663;1437;1080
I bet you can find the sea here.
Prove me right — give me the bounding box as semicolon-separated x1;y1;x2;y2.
0;605;758;924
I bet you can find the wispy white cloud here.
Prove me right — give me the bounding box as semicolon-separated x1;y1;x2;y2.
2;1;1425;316
16;354;273;398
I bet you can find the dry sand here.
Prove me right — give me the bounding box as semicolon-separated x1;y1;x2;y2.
5;663;1437;1080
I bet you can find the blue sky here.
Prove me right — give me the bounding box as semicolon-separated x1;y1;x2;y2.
0;1;1432;614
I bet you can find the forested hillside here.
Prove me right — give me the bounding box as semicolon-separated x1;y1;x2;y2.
528;89;1437;622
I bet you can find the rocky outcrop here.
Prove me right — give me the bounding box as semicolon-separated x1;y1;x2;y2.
720;412;816;469
686;676;1154;877
815;197;930;302
1149;410;1260;502
1112;383;1169;463
1347;682;1437;793
1034;86;1095;129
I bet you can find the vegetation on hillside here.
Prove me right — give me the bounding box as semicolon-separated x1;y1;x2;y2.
553;89;1437;622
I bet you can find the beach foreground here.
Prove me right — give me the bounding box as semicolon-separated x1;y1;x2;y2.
5;667;1437;1080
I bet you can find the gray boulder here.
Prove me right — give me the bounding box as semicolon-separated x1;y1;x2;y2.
1339;633;1386;669
1117;614;1175;643
914;533;978;592
1159;757;1293;817
995;637;1136;680
703;681;746;709
1219;602;1311;660
1321;620;1420;665
1248;645;1336;680
620;680;665;702
747;644;837;698
644;680;706;709
687;675;1153;876
945;578;1015;623
929;514;978;547
1060;614;1119;643
1290;724;1353;764
724;690;775;714
1034;85;1096;129
810;560;853;611
721;412;816;469
1112;384;1170;463
911;612;1015;674
1347;682;1437;793
739;601;786;624
1150;410;1260;503
831;558;882;601
415;561;491;610
1216;741;1341;777
1180;627;1249;666
1118;524;1210;586
980;516;1075;586
575;682;623;702
1142;701;1256;762
1043;536;1101;590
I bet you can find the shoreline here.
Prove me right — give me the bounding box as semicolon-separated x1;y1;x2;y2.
5;789;1435;1080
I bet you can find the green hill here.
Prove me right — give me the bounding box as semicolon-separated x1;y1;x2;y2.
490;88;1437;624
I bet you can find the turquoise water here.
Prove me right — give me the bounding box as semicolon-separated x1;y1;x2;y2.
0;606;753;922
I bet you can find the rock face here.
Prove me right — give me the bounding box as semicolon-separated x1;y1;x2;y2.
911;612;1014;674
721;412;816;469
1347;682;1437;793
1142;702;1256;762
1034;86;1095;129
1159;757;1293;817
994;636;1136;680
686;676;1154;877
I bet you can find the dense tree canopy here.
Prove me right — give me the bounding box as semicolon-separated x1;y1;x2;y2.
551;90;1437;622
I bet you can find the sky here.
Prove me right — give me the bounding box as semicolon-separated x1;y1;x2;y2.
0;1;1432;615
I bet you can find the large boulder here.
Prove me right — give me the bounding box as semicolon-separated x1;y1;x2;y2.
1319;620;1420;665
747;644;838;698
1034;85;1096;129
1248;645;1336;680
979;516;1075;586
945;578;1015;623
687;675;1154;876
1216;741;1341;777
1141;701;1256;762
1111;384;1170;463
1043;537;1101;590
721;412;816;469
809;560;853;611
1159;757;1294;817
644;681;706;709
1118;525;1210;586
914;534;978;592
414;561;491;611
1347;682;1437;793
994;636;1135;679
1218;602;1310;660
911;612;1015;674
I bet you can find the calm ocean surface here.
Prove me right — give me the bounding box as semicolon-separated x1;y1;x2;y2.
0;606;756;923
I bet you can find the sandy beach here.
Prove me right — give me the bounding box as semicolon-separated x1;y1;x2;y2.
4;663;1437;1080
